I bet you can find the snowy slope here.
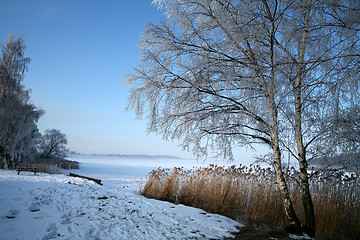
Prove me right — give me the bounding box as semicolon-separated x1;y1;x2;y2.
0;163;241;240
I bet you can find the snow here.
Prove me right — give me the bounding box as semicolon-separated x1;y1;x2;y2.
0;156;241;240
289;234;313;240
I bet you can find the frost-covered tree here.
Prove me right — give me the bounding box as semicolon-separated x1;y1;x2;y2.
266;0;360;234
310;105;360;170
126;0;359;234
37;129;68;159
0;35;44;169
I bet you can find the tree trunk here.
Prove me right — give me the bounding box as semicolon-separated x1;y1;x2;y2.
295;81;316;236
272;139;302;233
294;0;316;235
2;157;8;169
299;152;315;236
69;173;103;186
266;58;301;232
265;47;301;231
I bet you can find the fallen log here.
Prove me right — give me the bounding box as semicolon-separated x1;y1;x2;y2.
69;173;103;186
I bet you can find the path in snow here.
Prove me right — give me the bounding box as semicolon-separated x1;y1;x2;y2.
0;170;241;240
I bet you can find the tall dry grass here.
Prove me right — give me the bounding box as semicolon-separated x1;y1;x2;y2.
141;164;359;240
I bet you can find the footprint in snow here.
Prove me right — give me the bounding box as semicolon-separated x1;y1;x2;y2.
28;202;40;212
4;209;20;219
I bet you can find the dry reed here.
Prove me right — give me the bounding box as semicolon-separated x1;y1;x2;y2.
141;164;359;240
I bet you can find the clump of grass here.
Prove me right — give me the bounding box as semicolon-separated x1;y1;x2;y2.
141;164;359;240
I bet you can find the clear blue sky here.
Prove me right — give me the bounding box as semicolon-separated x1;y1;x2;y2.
1;0;263;162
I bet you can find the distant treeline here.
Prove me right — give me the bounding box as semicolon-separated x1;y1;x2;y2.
69;153;183;160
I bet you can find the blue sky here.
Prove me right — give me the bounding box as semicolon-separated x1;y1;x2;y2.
1;0;262;162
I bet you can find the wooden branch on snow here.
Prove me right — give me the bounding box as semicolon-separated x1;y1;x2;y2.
69;173;103;186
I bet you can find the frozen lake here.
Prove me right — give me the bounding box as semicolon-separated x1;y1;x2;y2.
64;154;240;190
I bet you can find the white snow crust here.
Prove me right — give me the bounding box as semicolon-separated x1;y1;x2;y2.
0;156;241;240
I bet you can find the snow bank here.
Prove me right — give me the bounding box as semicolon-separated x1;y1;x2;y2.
0;169;241;240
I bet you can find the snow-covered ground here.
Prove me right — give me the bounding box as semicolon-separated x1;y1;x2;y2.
0;155;241;240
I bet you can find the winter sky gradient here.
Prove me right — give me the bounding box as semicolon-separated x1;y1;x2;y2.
1;0;263;162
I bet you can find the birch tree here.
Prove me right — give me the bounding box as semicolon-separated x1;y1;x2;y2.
126;0;360;234
278;1;359;235
0;35;44;168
